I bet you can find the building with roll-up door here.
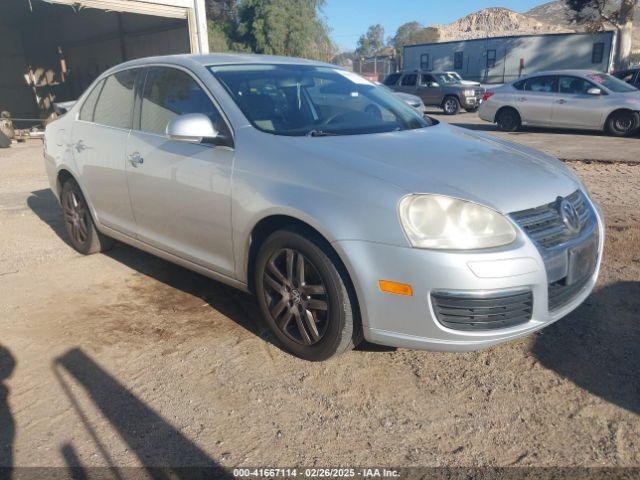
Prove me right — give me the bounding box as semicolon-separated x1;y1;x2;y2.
0;0;208;123
403;31;617;85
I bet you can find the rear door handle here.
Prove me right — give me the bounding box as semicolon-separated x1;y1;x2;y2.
128;152;144;167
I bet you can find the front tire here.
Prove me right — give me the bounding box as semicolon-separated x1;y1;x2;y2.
442;96;461;115
254;230;358;361
496;107;521;132
606;110;639;137
60;178;113;254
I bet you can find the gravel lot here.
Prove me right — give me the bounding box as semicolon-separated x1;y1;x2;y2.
0;139;639;470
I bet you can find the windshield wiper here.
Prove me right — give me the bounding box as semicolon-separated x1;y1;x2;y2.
305;129;339;137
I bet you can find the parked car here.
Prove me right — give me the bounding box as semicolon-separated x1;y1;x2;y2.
384;70;485;114
44;54;603;361
376;82;426;115
479;70;640;136
614;67;640;88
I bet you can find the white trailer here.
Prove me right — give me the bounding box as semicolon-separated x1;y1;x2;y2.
403;31;617;84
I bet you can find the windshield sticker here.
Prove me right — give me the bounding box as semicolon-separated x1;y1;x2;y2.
334;69;374;85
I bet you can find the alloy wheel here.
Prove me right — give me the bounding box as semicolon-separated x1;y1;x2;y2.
444;98;458;114
62;189;90;245
262;248;329;345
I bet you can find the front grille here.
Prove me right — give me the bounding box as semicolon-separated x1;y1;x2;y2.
548;271;594;311
510;190;592;249
474;89;485;97
431;290;533;331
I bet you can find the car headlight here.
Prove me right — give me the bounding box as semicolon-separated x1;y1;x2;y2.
463;89;476;96
398;195;517;249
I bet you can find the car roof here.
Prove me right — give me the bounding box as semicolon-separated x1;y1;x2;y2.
513;69;604;81
103;53;337;74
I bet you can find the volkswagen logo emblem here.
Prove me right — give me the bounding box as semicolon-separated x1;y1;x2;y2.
557;197;581;234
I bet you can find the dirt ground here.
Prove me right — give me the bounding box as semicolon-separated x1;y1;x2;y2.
0;140;639;470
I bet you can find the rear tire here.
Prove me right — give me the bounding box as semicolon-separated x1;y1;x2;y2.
60;178;113;255
254;229;359;361
442;96;461;115
496;108;521;132
605;110;639;137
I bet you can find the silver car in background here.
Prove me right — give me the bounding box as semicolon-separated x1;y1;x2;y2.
376;82;426;115
44;54;604;361
479;70;640;136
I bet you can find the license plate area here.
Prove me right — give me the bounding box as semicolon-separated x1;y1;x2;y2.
566;235;598;285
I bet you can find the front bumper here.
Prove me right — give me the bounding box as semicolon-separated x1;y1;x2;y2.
460;95;483;109
334;196;604;352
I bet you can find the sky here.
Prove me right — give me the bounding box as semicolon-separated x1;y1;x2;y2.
323;0;551;50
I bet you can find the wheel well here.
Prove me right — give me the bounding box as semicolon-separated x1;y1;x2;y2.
246;215;362;333
605;108;640;124
494;106;520;123
56;169;74;196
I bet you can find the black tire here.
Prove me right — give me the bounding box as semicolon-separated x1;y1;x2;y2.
254;229;359;361
60;178;113;255
465;107;479;113
442;96;461;115
605;110;639;137
496;107;521;132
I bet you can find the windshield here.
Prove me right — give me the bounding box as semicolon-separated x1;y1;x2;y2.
587;73;638;93
446;72;463;82
434;73;458;84
209;64;431;136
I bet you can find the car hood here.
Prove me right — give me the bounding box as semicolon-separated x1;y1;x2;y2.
393;92;422;104
279;123;580;214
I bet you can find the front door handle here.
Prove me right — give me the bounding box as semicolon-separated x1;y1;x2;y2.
556;99;567;104
518;97;527;102
128;152;144;167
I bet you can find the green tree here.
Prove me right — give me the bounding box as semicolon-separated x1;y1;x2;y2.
391;22;440;68
236;0;335;60
566;0;638;69
356;24;385;56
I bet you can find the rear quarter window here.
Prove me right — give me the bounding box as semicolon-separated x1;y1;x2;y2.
384;73;401;86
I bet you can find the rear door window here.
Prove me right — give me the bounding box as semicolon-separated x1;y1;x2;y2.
93;70;137;129
401;74;417;86
558;76;595;95
524;76;557;93
140;67;231;140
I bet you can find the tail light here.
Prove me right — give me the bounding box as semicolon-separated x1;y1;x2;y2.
482;91;494;102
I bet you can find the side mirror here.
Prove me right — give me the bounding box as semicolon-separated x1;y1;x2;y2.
587;87;603;96
428;82;440;88
166;113;219;144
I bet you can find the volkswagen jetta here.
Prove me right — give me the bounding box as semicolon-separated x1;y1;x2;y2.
44;54;604;361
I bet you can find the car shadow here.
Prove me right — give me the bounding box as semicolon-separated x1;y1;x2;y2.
447;121;616;138
54;348;233;477
531;281;640;415
0;345;16;470
26;188;387;355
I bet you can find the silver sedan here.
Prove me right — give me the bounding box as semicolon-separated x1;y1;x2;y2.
479;70;640;136
44;55;604;361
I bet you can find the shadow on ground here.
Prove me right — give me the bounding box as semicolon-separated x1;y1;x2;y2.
0;345;15;470
55;348;232;477
26;188;387;355
532;281;640;415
